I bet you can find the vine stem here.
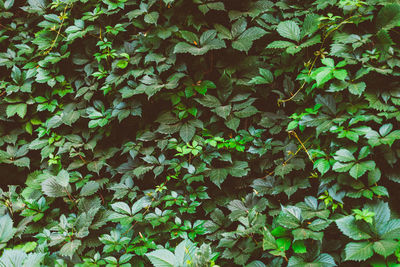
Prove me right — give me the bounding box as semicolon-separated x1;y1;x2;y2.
278;14;361;105
42;1;72;55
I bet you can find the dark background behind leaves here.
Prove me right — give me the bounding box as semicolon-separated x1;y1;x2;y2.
1;0;400;266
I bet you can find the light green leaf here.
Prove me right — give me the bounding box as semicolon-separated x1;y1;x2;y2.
0;215;15;246
80;181;100;196
277;21;301;42
373;240;398;257
333;69;348;81
6;104;27;119
111;202;131;215
336;216;371;240
267;40;294;49
344;242;374;261
315;68;332;86
301;13;320;38
348;82;366;96
41;178;69;197
214;105;231;119
334;149;355;162
60;240;81;258
292;240;307;254
380;219;400;239
179;123;196;143
144;11;159;24
146;249;176;267
314;158;330;175
262;228;277;250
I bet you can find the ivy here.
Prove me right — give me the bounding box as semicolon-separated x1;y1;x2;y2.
1;0;400;266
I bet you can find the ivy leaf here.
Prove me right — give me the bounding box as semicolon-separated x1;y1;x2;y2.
348;82;366;96
209;168;228;187
262;228;277;250
315;68;332;86
6;104;27;118
179;123;196;143
195;95;221;108
80;181;100;196
332;69;348;81
41;178;69;197
332;162;354;172
349;161;375;179
344;242;374;261
60;240;81;258
373;240;399;258
0;215;15;248
380;219;400;239
111;202;131;215
214;105;231;119
232;27;267;52
277;206;301;229
267;40;294;49
301;13;320;38
314;158;330;175
228;161;249;177
336;216;371;240
277;21;301;42
334;149;355;162
376;3;400;30
292;240;307;254
144;11;159;24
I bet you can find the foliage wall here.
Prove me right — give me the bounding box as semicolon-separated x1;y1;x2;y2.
1;0;400;266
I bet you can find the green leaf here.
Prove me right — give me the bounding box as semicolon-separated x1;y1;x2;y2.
332;162;353;172
80;181;100;196
333;69;347;81
380;219;400;239
180;123;196;143
41;178;69;197
336;216;371;240
334;149;355;162
292;240;307;254
344;242;374;261
278;206;301;229
60;240;81;258
0;215;15;246
209;168;228;187
365;201;390;226
195;95;221;108
277;21;301;42
234;106;258;118
214;105;231;119
228;161;249;177
315;68;332;86
276;237;291;251
314;158;330;175
245;261;266;267
6;104;27;118
373;240;398;258
144;11;159;24
111;202;132;215
262;228;277;250
267;40;294;49
376;4;400;30
232;27;267;52
349;161;375;179
301;13;320;38
348;82;366;96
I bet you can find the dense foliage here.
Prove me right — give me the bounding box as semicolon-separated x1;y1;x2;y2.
1;0;400;266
